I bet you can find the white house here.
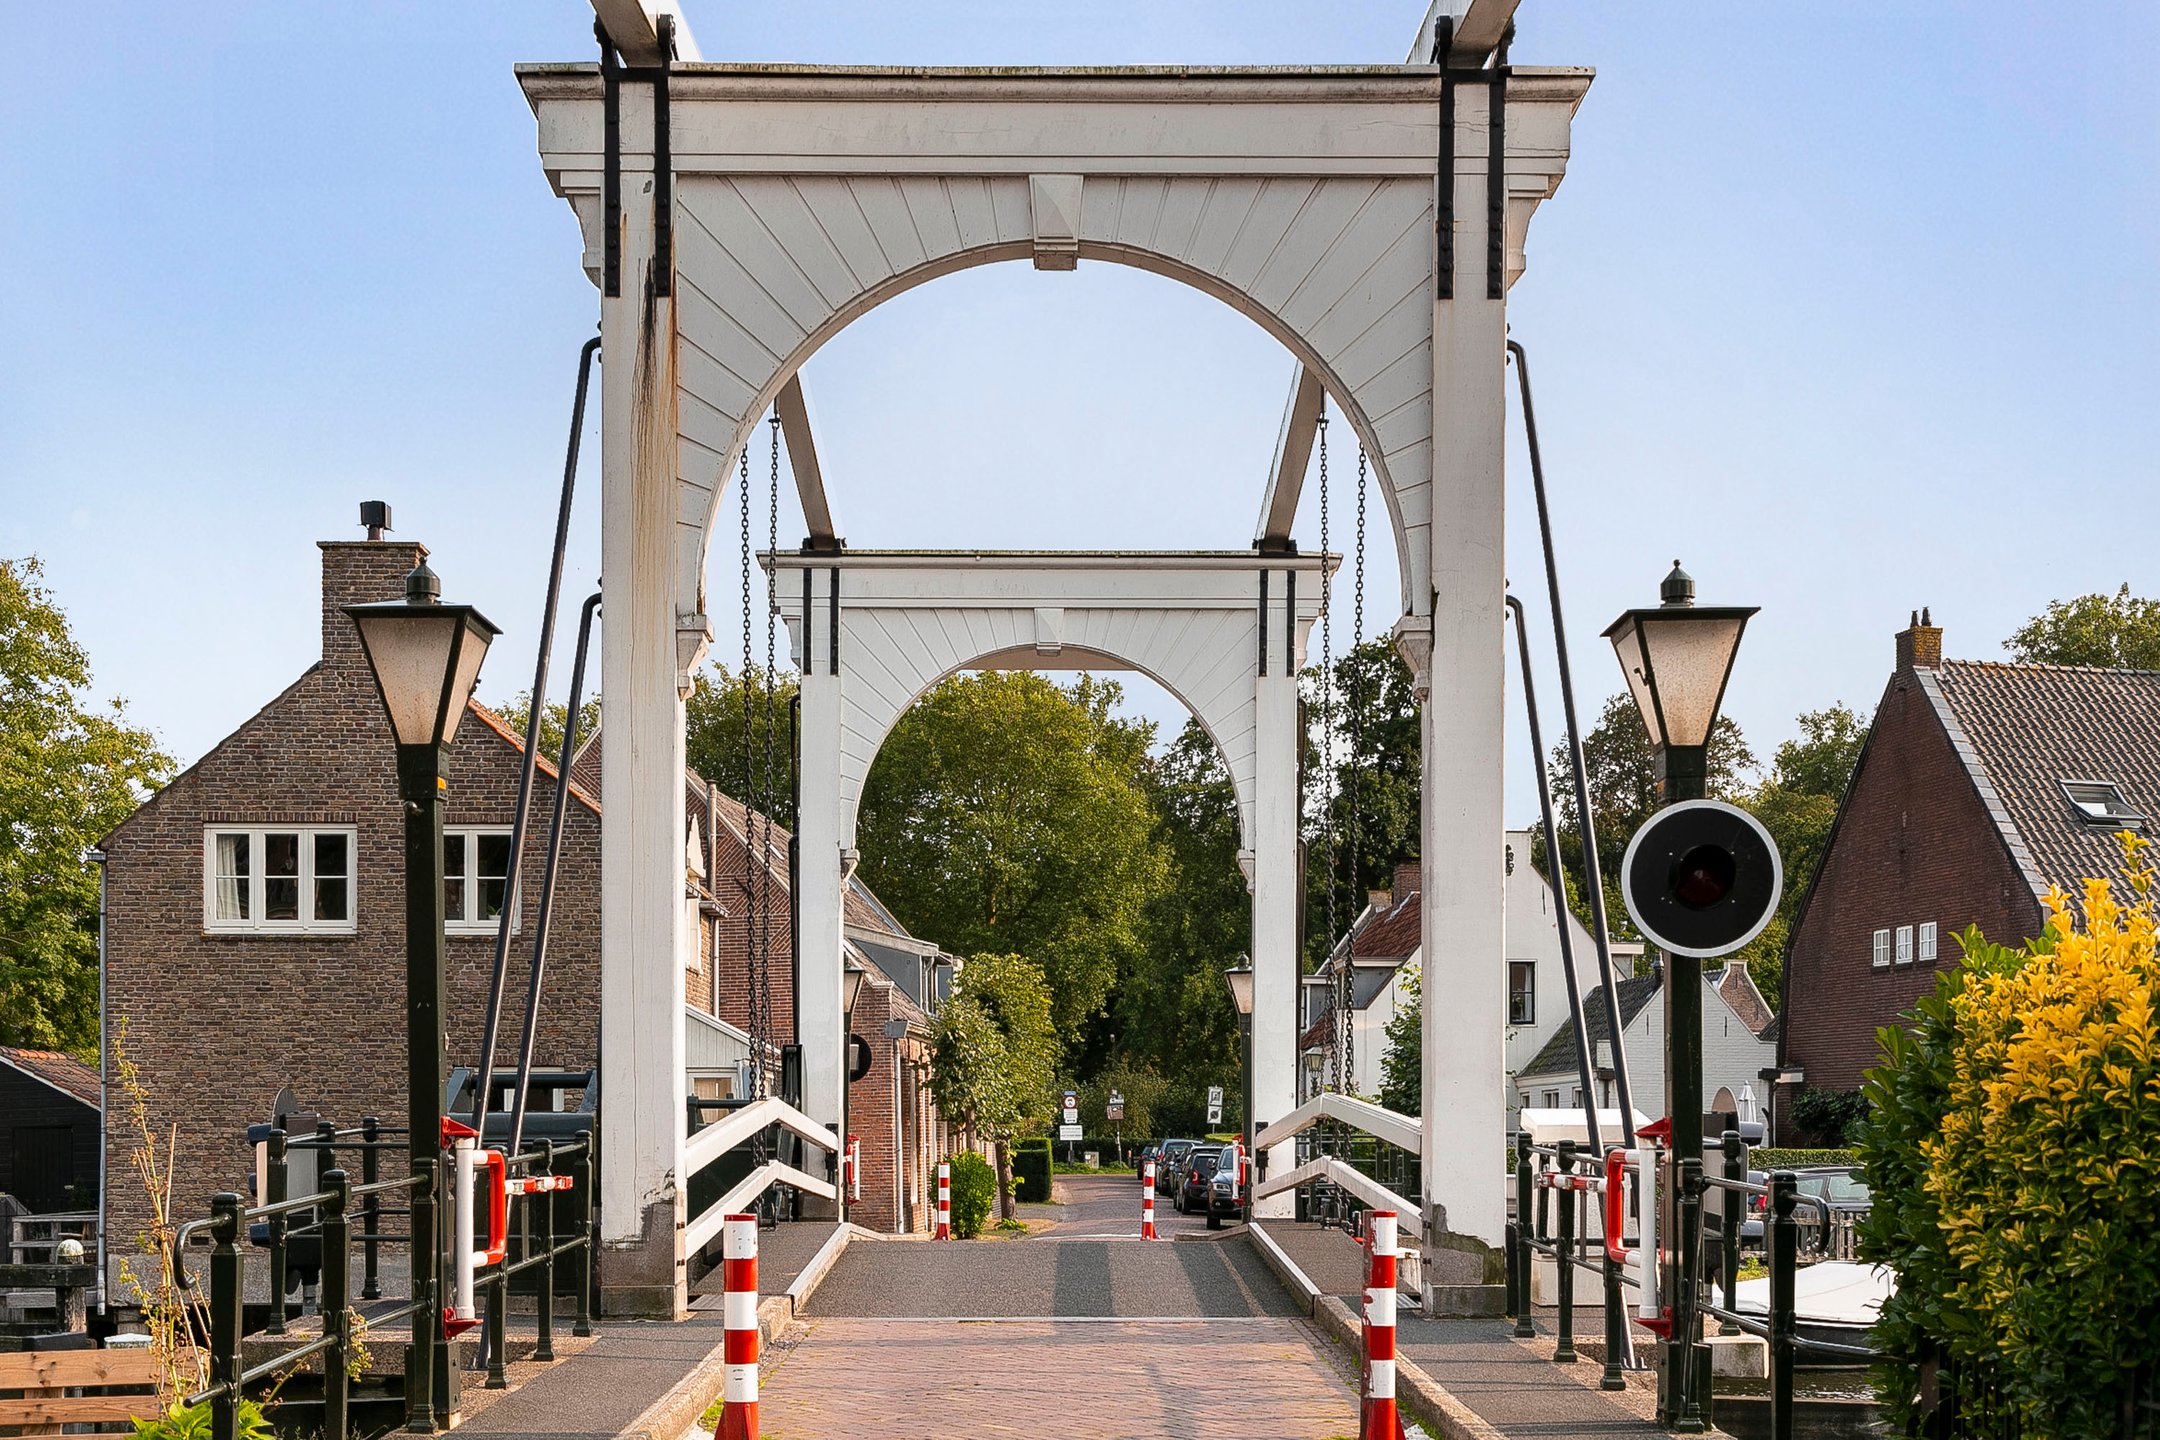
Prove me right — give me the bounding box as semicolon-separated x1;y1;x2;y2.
1302;834;1635;1125
1511;955;1778;1132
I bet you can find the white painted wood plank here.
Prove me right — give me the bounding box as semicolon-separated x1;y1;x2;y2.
674;216;813;372
946;175;1004;252
688;180;848;325
797;177;900;290
722;178;866;310
1275;185;1429;338
896;177;964;265
1111;176;1168;250
1247;179;1384;318
848;178;931;275
1179;177;1265;277
1216;178;1319;295
1146;178;1214;265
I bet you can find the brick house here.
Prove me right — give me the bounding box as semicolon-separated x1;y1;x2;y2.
98;522;951;1275
0;1047;102;1216
1775;611;2160;1141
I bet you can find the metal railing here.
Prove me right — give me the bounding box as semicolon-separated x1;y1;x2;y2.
174;1128;595;1440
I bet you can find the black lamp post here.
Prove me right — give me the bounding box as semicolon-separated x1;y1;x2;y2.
842;962;868;1220
1223;956;1255;1221
1603;561;1752;1431
346;560;498;1433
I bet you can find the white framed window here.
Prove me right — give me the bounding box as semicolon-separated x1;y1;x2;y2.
1507;960;1536;1026
1895;925;1915;965
1918;921;1938;963
204;828;356;935
1871;928;1891;968
444;828;515;933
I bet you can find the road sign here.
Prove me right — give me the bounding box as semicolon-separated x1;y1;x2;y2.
1206;1106;1223;1126
1206;1085;1224;1107
1058;1124;1083;1141
1621;799;1783;958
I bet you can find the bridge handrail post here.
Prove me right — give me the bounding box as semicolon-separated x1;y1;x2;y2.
264;1129;289;1336
571;1133;595;1337
1720;1129;1744;1336
320;1168;352;1440
1512;1132;1535;1337
361;1117;382;1300
535;1140;557;1361
1553;1140;1577;1364
1769;1172;1797;1440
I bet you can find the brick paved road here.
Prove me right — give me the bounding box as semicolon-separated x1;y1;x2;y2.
757;1318;1359;1439
754;1176;1357;1437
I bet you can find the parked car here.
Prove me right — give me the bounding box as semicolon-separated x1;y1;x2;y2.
1134;1143;1161;1175
1791;1168;1870;1254
1175;1145;1227;1215
1206;1161;1244;1229
1154;1139;1199;1194
1704;1169;1768;1249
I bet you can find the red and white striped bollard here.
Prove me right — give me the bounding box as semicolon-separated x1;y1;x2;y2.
846;1134;861;1202
717;1213;759;1440
936;1161;951;1239
1141;1158;1158;1240
1361;1210;1404;1440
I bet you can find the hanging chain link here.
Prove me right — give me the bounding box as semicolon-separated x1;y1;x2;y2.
758;416;782;1092
1316;410;1343;1096
1345;446;1368;1094
737;441;766;1111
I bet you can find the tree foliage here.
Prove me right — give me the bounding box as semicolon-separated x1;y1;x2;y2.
1731;704;1869;1005
489;690;603;769
1860;844;2160;1438
1112;720;1244;1122
926;951;1062;1143
685;663;800;829
1303;639;1422;965
1;558;172;1051
2005;584;2160;671
1377;963;1421;1115
858;673;1163;1035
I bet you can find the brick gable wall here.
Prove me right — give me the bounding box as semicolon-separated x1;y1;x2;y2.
101;541;604;1247
1778;665;2043;1123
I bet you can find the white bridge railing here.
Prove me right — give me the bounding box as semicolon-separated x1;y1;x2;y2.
680;1096;840;1255
1253;1155;1423;1240
1255;1090;1422;1156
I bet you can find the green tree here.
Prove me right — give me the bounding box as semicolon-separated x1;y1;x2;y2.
685;663;800;829
2005;584;2160;670
1304;639;1422;963
489;690;602;766
0;558;172;1050
857;673;1163;1036
1733;704;1869;1004
1112;720;1245;1119
926;951;1061;1217
1376;963;1421;1115
1536;692;1755;954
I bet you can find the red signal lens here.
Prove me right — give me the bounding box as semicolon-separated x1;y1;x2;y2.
1671;843;1736;910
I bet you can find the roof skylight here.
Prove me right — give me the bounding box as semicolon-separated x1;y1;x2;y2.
2060;779;2147;830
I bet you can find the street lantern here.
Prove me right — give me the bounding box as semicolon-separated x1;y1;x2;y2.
1602;560;1758;1432
345;559;497;1433
1222;957;1255;1017
347;561;500;750
1601;562;1756;802
843;961;869;1018
1223;956;1256;1220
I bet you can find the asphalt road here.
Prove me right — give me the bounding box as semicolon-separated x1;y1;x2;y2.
805;1173;1297;1319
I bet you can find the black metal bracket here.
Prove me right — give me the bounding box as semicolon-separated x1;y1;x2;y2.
598;22;621;298
1258;570;1270;677
1434;17;1455;300
1488;26;1513;300
652;15;675;300
1435;16;1513;301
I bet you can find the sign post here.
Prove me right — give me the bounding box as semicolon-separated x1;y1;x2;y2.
1106;1090;1125;1163
1206;1084;1224;1130
1061;1089;1080;1163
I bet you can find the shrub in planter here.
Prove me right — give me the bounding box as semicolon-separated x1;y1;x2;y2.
947;1151;996;1238
1860;849;2160;1440
1011;1142;1053;1203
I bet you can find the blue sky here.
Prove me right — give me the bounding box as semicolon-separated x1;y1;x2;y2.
4;3;2154;828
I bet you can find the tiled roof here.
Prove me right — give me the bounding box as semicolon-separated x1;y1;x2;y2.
1924;660;2160;899
466;701;600;814
1519;974;1662;1081
0;1047;101;1110
1350;884;1420;961
1714;963;1776;1038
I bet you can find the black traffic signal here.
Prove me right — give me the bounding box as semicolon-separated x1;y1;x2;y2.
1620;800;1782;958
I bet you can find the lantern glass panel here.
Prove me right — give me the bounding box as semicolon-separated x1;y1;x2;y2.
352;613;464;745
1637;612;1747;748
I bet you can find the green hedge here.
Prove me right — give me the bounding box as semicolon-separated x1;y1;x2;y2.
1011;1140;1053;1203
1751;1147;1856;1171
948;1151;995;1238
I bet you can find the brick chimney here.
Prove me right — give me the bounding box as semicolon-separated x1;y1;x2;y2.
1392;859;1421;901
1895;607;1943;673
319;504;427;674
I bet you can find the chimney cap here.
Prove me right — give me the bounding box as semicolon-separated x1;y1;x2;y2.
360;501;393;541
1660;560;1695;608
